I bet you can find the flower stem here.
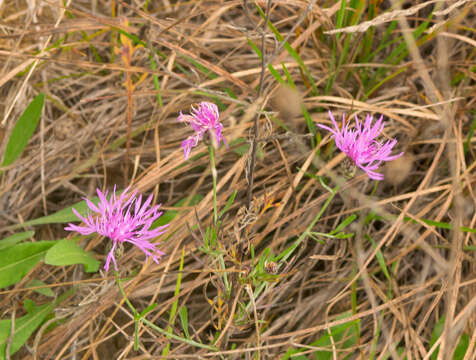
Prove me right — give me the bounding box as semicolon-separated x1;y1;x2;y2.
208;145;218;225
114;270;218;352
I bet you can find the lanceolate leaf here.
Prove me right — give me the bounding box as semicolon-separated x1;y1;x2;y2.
5;196;101;230
1;93;45;168
0;291;73;359
0;241;55;289
0;231;34;251
0;300;53;359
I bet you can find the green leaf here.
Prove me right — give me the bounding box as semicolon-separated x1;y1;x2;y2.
330;214;357;235
254;4;317;95
26;279;55;297
44;239;99;273
229;137;264;159
230;137;249;156
0;300;53;358
312;312;360;360
5;196;101;231
283;312;359;359
430;316;470;360
246;37;284;84
179;306;190;339
152;194;203;228
366;235;391;281
139;303;158;318
0;231;34;250
464;115;476;154
162;249;185;356
1;93;45;168
454;333;470;360
0;291;73;359
0;241;55;289
219;190;237;218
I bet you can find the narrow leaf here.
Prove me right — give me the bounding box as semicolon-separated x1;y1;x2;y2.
0;241;55;289
0;301;52;358
2;93;45;167
5;196;101;230
0;231;34;250
179;306;190;339
0;291;72;359
152;194;203;228
26;279;55;297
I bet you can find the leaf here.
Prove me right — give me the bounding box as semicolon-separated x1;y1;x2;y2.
1;93;45;168
0;231;34;250
229;137;264;159
330;214;357;235
282;312;360;360
44;239;99;273
152;194;203;228
0;241;55;289
0;300;53;358
366;235;391;281
5;196;101;230
454;333;469;360
162;249;185;356
430;316;470;360
312;313;360;360
178;306;190;339
0;292;72;359
219;190;237;218
26;279;55;297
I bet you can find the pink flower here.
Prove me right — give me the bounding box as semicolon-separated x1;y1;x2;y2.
65;186;168;271
318;111;404;180
178;102;227;159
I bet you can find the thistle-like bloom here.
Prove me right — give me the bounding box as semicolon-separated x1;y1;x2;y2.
65;186;168;271
178;102;227;160
318;111;404;180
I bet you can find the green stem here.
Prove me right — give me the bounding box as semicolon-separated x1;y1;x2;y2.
114;271;218;352
208;145;218;225
114;270;136;314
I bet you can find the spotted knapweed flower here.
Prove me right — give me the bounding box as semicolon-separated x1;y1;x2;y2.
178;102;227;160
318;111;404;180
65;186;168;271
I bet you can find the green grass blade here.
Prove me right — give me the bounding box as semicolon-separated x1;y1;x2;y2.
330;214;357;235
178;306;190;339
162;249;185;356
255;3;318;95
366;234;391;281
464;114;476;154
247;37;284;84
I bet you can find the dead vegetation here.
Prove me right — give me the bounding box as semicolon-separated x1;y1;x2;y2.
0;0;475;359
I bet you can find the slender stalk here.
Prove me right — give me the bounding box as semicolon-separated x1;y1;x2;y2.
114;271;135;314
208;145;218;225
114;271;217;352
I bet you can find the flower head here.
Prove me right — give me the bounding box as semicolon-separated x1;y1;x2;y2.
318;111;404;180
178;102;227;159
65;186;168;271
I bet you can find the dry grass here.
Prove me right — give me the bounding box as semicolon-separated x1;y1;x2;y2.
0;0;475;359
